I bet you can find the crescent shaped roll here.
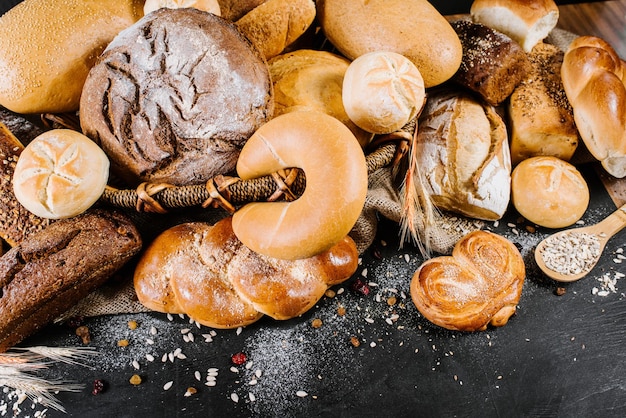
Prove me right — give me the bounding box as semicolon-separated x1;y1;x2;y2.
232;110;368;260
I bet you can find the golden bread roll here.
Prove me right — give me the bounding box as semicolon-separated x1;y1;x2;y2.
509;42;579;164
268;49;371;147
415;89;511;221
0;123;52;246
451;20;531;107
316;0;462;88
561;36;626;178
0;0;144;114
511;156;589;228
470;0;559;53
144;0;221;15
13;129;109;220
342;51;426;134
235;0;316;60
411;230;525;332
133;217;359;329
232;111;368;260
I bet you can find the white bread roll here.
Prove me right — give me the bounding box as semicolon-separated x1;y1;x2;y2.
509;42;579;164
317;0;462;88
511;156;589;228
561;36;626;178
415;90;511;221
470;0;559;53
0;0;144;114
342;51;426;134
13;130;110;220
232;111;368;260
268;49;371;148
144;0;221;15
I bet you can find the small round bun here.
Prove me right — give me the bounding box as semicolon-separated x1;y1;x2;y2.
13;129;110;219
511;156;589;228
342;51;425;134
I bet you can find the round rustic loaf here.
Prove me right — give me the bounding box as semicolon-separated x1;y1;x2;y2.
316;0;462;88
80;8;274;186
0;0;144;114
511;156;589;228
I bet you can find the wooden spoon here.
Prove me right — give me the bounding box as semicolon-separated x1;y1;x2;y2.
534;203;626;282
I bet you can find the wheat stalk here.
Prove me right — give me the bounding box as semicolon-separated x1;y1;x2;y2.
0;346;99;412
396;116;440;258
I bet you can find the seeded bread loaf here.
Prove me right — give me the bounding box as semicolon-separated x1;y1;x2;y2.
451;19;530;106
0;209;142;352
508;42;579;164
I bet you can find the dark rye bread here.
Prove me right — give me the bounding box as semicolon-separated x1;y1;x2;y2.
451;19;531;106
80;8;274;187
0;122;52;247
0;209;142;352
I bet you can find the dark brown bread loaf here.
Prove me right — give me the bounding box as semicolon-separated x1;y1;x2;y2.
80;8;274;187
0;209;142;352
0;123;52;247
451;19;531;106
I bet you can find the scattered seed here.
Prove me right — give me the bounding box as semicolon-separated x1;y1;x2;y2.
230;393;239;403
129;375;142;385
118;339;129;348
311;318;323;328
128;320;138;330
163;381;173;391
296;390;308;398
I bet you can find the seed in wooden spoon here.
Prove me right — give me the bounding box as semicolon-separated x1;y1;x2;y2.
538;231;601;276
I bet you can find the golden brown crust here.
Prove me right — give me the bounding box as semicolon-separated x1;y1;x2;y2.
509;42;579;164
133;217;359;329
316;0;462;88
0;0;144;114
232;111;367;260
561;36;626;178
235;0;316;60
410;230;525;332
511;156;589;228
268;49;371;147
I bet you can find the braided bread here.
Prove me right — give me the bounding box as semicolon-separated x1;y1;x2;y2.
561;36;626;178
133;217;359;329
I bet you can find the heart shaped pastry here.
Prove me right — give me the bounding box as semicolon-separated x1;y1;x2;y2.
410;230;525;331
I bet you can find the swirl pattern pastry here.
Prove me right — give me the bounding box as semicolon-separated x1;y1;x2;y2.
410;230;525;331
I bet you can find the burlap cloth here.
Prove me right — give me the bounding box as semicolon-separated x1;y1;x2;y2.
58;28;580;320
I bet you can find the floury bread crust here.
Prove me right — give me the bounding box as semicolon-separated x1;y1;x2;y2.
411;230;525;332
80;8;274;187
0;210;142;352
415;90;512;221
